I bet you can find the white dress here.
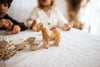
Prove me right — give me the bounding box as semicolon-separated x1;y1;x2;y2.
26;7;68;29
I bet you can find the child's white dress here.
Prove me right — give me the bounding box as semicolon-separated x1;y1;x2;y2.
26;7;68;29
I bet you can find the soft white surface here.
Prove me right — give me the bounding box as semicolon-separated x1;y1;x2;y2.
0;28;100;67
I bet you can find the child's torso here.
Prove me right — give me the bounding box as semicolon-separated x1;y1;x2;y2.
35;8;59;28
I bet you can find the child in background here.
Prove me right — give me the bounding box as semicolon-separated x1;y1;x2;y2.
27;0;73;31
0;0;27;34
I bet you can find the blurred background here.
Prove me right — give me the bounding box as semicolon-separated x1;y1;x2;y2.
7;0;100;36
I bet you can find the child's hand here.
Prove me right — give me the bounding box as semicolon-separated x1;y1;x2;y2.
0;19;13;30
0;19;9;28
30;20;37;29
6;19;13;30
63;22;73;31
0;22;3;28
0;19;8;28
67;22;73;30
12;25;21;34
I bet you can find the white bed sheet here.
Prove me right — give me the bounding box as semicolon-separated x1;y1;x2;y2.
0;28;100;67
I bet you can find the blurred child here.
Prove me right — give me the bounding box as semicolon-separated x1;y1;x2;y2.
27;0;73;31
0;0;27;34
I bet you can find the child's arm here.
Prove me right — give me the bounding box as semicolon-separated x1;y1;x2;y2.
0;15;27;34
6;15;27;31
27;8;38;29
56;8;73;31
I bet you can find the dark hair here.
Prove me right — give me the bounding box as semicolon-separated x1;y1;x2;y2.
0;0;13;8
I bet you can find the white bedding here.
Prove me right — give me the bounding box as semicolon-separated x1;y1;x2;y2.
0;28;100;67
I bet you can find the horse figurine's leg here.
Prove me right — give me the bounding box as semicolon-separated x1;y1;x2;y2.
43;38;49;49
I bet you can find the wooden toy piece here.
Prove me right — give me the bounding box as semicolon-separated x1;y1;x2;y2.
24;37;36;44
15;43;25;51
30;43;39;51
0;40;18;60
14;37;36;51
31;20;61;49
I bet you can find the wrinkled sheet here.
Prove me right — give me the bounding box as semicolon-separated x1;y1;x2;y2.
0;28;100;67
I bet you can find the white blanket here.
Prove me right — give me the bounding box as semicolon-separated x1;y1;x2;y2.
0;28;100;67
